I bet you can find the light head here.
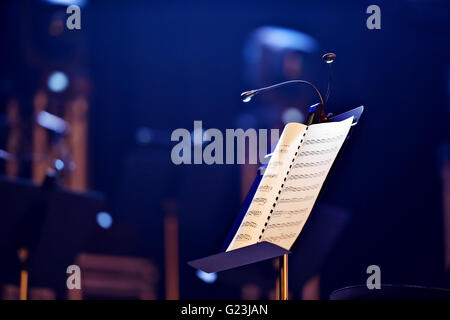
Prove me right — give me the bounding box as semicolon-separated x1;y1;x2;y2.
240;90;257;103
322;52;336;64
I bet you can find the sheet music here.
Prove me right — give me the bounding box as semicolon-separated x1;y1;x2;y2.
226;116;354;252
262;116;353;249
226;122;308;251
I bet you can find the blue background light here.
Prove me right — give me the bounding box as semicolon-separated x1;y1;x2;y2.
196;270;218;284
96;211;113;229
47;71;69;93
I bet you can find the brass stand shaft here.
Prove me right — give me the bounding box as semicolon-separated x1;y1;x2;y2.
279;254;288;300
19;269;28;300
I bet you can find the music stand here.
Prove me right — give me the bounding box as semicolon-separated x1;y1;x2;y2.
188;106;364;300
0;176;106;298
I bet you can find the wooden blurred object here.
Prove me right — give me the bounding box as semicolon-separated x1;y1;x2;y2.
5;98;21;177
65;97;89;191
301;274;320;300
67;253;158;300
2;284;55;300
241;283;262;300
442;153;450;271
30;89;90;190
19;270;28;300
163;198;179;300
32;91;49;184
18;247;29;301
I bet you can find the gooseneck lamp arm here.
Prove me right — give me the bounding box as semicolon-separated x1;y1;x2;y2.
240;79;324;107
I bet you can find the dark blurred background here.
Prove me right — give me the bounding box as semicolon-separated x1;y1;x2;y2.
0;0;450;300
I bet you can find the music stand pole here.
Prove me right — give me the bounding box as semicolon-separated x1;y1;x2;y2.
18;247;29;300
279;254;288;300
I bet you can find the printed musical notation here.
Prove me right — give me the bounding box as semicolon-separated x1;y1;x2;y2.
282;184;320;192
253;198;267;204
248;210;262;216
258;185;273;192
299;146;338;157
292;159;332;169
266;220;303;230
242;221;258;228
278;196;314;203
286;171;327;180
260;118;353;250
263;232;297;243
272;208;308;216
235;233;252;241
226;117;354;252
303;134;344;145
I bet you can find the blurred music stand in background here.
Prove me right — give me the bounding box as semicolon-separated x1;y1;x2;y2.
0;176;105;299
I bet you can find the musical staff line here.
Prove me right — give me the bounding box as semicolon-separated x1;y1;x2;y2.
282;184;320;192
286;171;327;180
266;220;303;229
278;195;314;203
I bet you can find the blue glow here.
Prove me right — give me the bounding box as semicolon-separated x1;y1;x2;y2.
47;71;69;93
196;270;217;284
235;113;257;130
37;111;68;134
96;212;113;229
252;26;318;53
54;159;65;171
43;0;87;6
136;127;153;144
0;149;11;160
282;107;304;124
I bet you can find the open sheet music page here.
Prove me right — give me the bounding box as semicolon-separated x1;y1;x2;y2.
226;116;354;251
